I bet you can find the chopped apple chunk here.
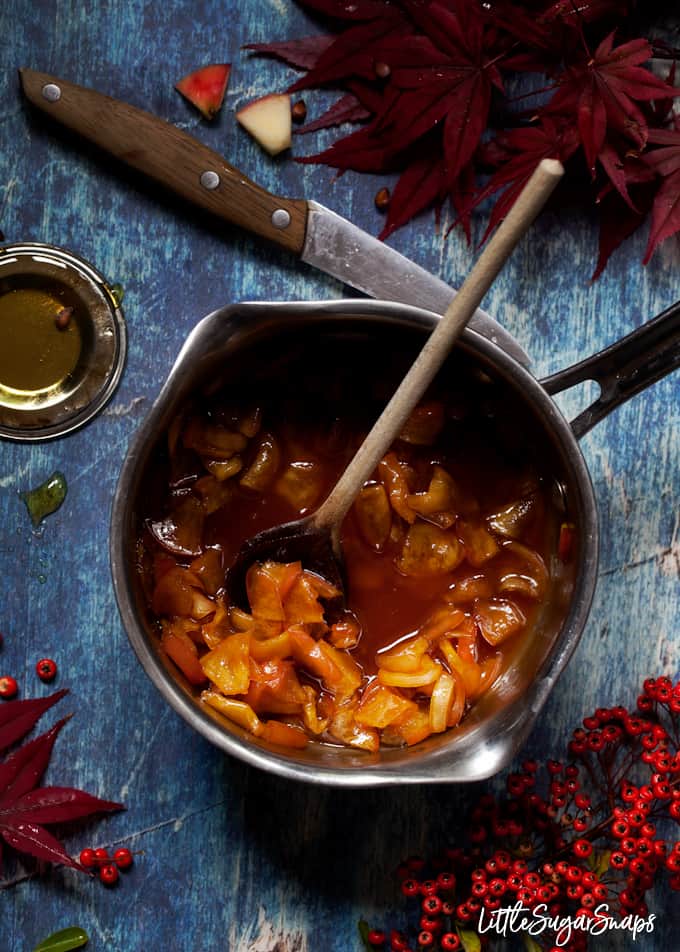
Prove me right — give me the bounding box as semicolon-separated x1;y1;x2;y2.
236;93;292;156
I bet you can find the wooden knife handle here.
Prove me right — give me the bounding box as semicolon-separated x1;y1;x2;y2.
19;69;308;254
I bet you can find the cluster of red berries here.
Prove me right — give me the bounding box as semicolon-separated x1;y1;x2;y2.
79;846;134;886
363;675;680;952
0;657;59;699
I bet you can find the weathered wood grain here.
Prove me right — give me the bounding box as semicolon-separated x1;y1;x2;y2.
0;2;678;950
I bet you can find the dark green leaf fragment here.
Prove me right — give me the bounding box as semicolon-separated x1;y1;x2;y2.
32;925;88;951
20;471;67;527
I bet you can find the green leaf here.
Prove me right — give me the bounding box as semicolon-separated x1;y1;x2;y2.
32;927;88;952
456;926;481;952
357;919;371;951
523;934;543;952
594;849;612;878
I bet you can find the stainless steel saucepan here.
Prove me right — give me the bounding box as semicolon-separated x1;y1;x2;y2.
110;298;680;787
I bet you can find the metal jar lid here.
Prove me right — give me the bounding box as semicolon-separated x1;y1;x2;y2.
0;242;127;441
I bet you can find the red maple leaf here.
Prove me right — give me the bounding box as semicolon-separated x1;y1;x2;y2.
242;35;334;71
642;123;680;264
298;0;502;185
550;32;675;173
0;692;123;876
469;118;580;240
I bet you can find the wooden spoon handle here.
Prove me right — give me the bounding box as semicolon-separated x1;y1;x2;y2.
312;158;564;533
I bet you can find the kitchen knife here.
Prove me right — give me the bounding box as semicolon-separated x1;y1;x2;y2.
19;69;530;367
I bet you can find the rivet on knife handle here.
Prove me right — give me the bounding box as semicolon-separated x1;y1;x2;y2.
19;69;308;255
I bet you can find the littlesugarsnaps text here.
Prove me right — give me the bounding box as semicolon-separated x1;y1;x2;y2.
478;901;656;947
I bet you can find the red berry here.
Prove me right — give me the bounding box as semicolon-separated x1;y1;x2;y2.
79;848;97;869
113;847;134;870
419;915;441;933
401;878;420;898
441;935;460;952
422;896;442;916
94;847;110;864
436;871;455;892
35;658;57;682
368;929;386;947
0;676;18;699
99;862;119;886
573;839;593;859
416;931;433;948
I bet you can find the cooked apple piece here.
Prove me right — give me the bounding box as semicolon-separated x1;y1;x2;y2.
283;573;326;625
237;406;262;438
487;494;537;539
382;707;431;747
236;93;292;156
246;563;286;622
200;631;251;694
328;699;379;752
202;691;262;735
183;418;247;459
247;658;305;714
240;434;281;491
317;640;363;699
203;456;243;481
161;626;208;686
193;475;233;515
397;522;464;576
149;494;205;557
474;597;526;646
378;655;442;688
437;637;481;696
418;606;466;641
260;720;308;749
328;614;361;649
445;574;494;604
200;598;233;649
377;634;429;673
152;565;214;619
407;466;459;528
457;519;500;567
175;64;231;119
189;547;224;596
301;685;331;735
378;452;416;523
429;671;456;732
249;631;293;662
355;682;417;729
354;483;392;550
497;540;549;599
275;461;322;510
399;401;445;445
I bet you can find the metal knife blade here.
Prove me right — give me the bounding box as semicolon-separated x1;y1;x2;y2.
303;201;529;365
19;68;529;366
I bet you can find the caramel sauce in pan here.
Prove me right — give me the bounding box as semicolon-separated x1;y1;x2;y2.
137;332;567;684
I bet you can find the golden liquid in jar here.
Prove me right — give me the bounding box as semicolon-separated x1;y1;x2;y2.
0;286;82;399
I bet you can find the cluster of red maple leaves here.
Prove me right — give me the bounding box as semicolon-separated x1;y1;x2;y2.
0;690;121;880
250;0;680;276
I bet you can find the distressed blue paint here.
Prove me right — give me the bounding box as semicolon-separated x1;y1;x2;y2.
0;2;679;950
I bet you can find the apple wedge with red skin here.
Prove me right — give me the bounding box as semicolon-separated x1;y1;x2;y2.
175;64;231;120
236;93;292;156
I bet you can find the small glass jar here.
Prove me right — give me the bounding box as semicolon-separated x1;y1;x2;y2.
0;242;127;441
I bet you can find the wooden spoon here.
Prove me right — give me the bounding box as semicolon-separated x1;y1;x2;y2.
226;159;564;607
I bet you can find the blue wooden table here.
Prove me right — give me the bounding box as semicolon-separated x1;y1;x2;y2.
1;2;678;950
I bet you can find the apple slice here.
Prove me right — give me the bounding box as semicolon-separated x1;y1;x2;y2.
236;94;292;156
175;64;231;120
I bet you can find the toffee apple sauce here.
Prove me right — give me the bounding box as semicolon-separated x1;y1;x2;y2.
136;336;572;752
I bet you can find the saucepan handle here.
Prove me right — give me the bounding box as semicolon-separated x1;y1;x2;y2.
541;300;680;439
